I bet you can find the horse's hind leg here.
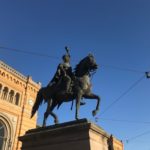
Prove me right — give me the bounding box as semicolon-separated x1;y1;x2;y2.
43;99;58;126
43;99;52;127
43;112;48;127
49;102;59;124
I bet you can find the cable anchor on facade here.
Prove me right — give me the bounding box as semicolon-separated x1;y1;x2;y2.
145;72;150;79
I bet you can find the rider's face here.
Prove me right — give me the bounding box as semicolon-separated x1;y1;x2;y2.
63;56;70;63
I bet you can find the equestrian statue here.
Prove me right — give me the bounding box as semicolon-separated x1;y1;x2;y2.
31;47;100;127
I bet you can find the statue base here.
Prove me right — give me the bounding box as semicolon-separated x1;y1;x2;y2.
19;119;123;150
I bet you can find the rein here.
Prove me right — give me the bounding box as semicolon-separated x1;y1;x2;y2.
90;70;96;81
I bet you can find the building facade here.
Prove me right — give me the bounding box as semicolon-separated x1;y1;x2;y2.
0;61;41;150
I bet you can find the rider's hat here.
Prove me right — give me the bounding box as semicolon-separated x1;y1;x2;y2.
62;54;70;60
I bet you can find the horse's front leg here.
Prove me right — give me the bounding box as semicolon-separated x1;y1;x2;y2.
83;93;100;116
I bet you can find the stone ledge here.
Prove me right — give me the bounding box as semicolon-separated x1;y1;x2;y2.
19;119;109;141
19;118;124;150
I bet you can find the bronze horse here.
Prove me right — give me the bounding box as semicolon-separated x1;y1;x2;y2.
31;54;100;126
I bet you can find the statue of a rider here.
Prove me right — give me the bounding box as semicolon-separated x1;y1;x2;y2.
48;46;85;105
48;46;73;94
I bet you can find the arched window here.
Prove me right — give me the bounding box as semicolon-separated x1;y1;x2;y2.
0;114;13;150
0;121;6;150
8;90;14;103
14;93;20;106
1;87;9;100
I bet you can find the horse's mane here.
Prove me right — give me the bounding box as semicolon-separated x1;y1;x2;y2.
74;56;88;77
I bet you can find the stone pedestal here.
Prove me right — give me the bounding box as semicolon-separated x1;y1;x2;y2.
19;119;123;150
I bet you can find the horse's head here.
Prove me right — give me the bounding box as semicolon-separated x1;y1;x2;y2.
75;54;98;77
86;54;98;71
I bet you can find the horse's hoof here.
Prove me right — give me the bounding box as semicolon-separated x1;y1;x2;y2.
42;124;46;127
92;110;97;116
54;119;59;124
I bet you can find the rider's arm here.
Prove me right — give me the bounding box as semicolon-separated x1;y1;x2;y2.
58;64;66;76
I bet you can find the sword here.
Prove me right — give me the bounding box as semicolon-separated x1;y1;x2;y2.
65;46;70;56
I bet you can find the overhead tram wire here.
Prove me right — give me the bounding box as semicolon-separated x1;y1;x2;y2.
101;64;144;74
99;118;150;124
0;46;60;60
0;46;145;74
125;130;150;143
98;74;145;117
93;117;150;125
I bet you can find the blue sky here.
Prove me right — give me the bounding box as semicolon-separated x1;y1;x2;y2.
0;0;150;149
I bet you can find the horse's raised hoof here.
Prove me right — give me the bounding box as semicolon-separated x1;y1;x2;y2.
92;110;98;116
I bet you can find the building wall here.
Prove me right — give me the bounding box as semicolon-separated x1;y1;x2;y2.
0;61;41;150
112;136;124;150
89;125;124;150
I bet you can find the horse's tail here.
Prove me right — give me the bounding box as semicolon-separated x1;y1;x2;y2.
31;88;44;118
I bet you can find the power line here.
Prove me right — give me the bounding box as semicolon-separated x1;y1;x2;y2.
126;130;150;143
94;117;150;143
98;118;150;124
101;64;144;74
99;75;145;116
0;46;146;74
0;46;60;60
